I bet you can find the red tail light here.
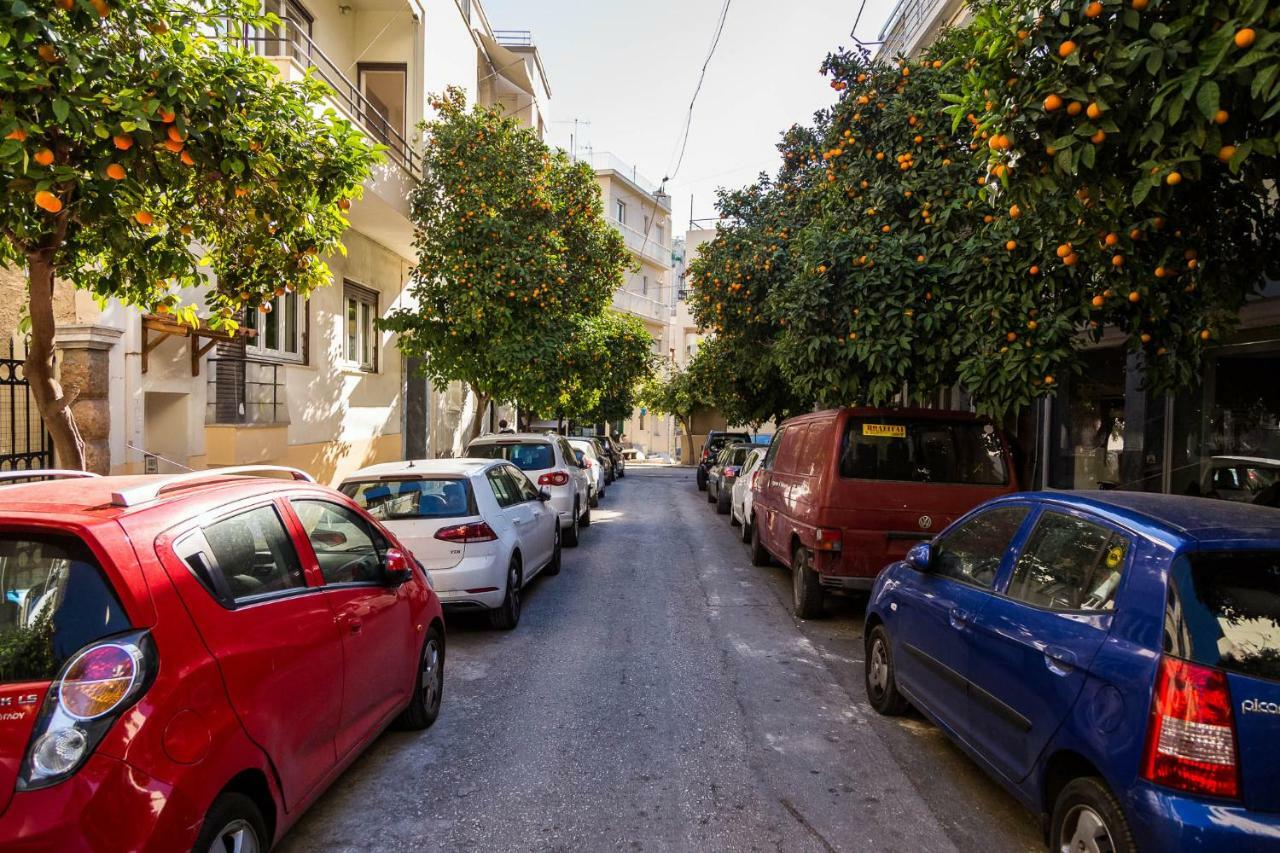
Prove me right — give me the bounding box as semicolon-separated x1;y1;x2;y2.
538;471;570;487
1141;656;1239;799
434;521;498;543
813;527;843;552
583;458;594;469
724;466;739;477
701;448;709;460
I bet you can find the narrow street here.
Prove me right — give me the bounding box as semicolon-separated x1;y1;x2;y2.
282;467;1043;852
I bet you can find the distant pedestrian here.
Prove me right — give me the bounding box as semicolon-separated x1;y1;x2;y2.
498;419;515;434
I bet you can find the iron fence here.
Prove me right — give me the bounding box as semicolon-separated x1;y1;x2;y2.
0;339;52;470
206;357;288;425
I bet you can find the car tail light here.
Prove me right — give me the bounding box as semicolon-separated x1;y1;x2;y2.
1141;656;1239;799
813;527;843;552
701;448;709;460
20;631;155;790
583;458;594;469
538;471;570;487
724;467;738;477
434;521;498;543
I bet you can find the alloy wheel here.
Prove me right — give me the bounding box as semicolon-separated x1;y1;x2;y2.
421;637;442;713
508;564;521;620
208;819;260;853
868;638;889;698
1059;805;1115;853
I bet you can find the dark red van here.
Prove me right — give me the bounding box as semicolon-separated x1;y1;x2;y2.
748;408;1018;617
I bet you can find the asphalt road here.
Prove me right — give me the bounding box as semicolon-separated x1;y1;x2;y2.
280;466;1043;852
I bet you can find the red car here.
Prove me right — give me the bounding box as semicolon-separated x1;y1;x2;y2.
748;408;1018;618
0;467;445;852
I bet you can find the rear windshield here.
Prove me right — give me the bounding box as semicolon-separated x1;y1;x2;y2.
839;419;1008;485
467;441;554;471
341;478;474;520
708;434;749;454
1166;551;1280;682
1;534;131;684
728;447;752;466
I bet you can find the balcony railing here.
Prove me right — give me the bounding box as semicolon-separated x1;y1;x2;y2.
493;29;533;47
583;151;665;196
207;357;287;425
878;0;950;59
245;21;421;180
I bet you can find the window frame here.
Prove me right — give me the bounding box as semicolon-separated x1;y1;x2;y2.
289;498;390;589
929;505;1032;591
356;61;408;141
486;466;520;508
343;280;379;372
175;500;313;609
996;507;1134;614
243;291;306;364
615;199;626;224
762;427;786;470
504;464;541;502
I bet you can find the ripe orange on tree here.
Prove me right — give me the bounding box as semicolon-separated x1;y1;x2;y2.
105;163;126;180
1235;28;1256;49
113;134;133;150
1059;40;1077;58
34;191;62;213
34;148;54;166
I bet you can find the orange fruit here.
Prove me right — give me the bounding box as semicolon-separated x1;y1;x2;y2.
338;199;351;211
1059;40;1077;58
33;148;54;166
163;138;183;153
134;210;153;226
235;186;249;198
1086;102;1102;119
1007;332;1018;342
1091;129;1106;144
1085;1;1103;16
1200;329;1211;341
1056;243;1073;258
5;128;27;142
155;304;170;315
1128;291;1141;303
1111;255;1125;267
1091;295;1105;308
1155;266;1168;278
105;163;126;180
1213;109;1229;125
1067;101;1083;116
1006;240;1017;251
37;44;59;63
180;150;194;166
34;190;62;213
1166;171;1182;185
1064;253;1079;266
1043;93;1063;111
158;108;176;123
1104;232;1119;246
1010;204;1021;218
90;0;108;16
1218;145;1236;162
1131;0;1147;8
1029;265;1040;276
1028;319;1038;330
55;0;72;8
166;125;184;143
1044;375;1055;385
1140;333;1152;344
113;134;133;150
1235;28;1256;49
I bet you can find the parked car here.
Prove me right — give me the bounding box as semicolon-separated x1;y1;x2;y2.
466;433;591;546
707;443;754;515
696;431;751;491
568;437;608;507
597;435;626;478
730;447;766;541
0;467;444;852
1202;455;1280;507
749;408;1018;618
864;491;1280;852
340;459;560;630
587;437;616;484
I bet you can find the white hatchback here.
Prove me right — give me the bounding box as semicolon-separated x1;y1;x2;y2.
730;447;767;544
466;433;592;546
340;459;560;629
567;437;607;507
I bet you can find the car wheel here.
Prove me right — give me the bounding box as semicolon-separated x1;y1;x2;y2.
716;487;731;515
696;471;707;491
195;793;268;853
563;503;580;547
864;625;909;716
1050;778;1136;853
740;515;752;543
750;517;772;566
543;525;562;576
396;625;445;729
489;559;522;630
791;547;824;619
729;504;741;527
590;490;600;508
580;503;592;526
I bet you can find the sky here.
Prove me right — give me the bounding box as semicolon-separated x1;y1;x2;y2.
482;0;900;238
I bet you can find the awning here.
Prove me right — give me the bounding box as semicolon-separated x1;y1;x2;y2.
479;34;535;96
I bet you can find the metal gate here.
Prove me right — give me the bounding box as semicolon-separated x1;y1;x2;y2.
0;339;53;470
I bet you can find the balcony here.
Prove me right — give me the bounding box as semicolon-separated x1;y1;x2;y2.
878;0;961;59
493;29;533;47
206;357;288;426
614;220;672;268
585;151;666;198
612;287;668;324
245;20;420;181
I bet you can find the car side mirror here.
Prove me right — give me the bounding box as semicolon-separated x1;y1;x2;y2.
906;541;934;572
537;488;551;502
384;548;412;584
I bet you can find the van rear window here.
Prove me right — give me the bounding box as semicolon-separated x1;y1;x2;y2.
1166;552;1280;683
0;534;130;683
839;419;1008;485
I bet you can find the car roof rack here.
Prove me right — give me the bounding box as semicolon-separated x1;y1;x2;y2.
110;465;315;507
0;469;103;485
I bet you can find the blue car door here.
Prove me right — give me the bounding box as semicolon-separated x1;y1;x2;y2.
890;505;1030;742
965;508;1132;782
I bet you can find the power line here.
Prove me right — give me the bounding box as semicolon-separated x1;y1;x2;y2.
666;0;733;183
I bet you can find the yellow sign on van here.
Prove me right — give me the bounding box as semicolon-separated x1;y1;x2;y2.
863;423;906;438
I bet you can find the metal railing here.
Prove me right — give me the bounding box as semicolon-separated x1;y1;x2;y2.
493;29;533;47
206;357;287;426
582;151;665;196
244;21;421;180
877;0;950;59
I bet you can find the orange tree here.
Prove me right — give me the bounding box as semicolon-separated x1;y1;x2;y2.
384;87;631;431
0;0;375;467
638;358;708;462
951;0;1280;396
535;310;656;426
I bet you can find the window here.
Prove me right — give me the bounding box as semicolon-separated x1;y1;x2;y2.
762;428;786;469
340;478;473;520
505;465;540;501
615;199;626;224
200;505;307;602
0;533;131;683
1166;551;1280;682
557;439;581;469
243;291;303;361
357;63;407;142
932;506;1029;589
467;441;554;471
839;418;1008;485
1007;512;1129;611
292;500;386;585
642;275;649;297
487;467;519;508
344;282;378;371
262;0;313;62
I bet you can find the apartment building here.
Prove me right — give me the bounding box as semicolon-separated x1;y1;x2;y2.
588;152;676;457
7;0;550;481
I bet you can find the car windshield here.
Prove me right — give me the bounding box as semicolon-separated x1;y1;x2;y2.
709;434;749;455
839;419;1008;485
727;446;752;466
0;533;131;684
1166;551;1280;683
341;478;473;520
467;441;554;471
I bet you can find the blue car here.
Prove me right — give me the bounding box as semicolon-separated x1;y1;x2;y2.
864;491;1280;852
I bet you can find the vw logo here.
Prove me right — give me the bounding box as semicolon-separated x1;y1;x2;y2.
918;515;933;530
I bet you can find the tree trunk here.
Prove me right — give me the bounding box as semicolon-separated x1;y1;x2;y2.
468;389;491;441
25;248;86;470
678;415;695;465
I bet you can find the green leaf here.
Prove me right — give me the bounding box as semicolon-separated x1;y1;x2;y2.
52;99;70;125
1081;143;1096;169
1195;81;1219;120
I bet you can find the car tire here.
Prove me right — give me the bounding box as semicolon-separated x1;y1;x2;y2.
791;547;824;619
750;517;772;566
864;625;909;716
696;471;707;491
580;503;592;526
489;559;522;630
707;482;717;503
729;505;741;527
543;525;562;576
740;515;752;543
194;793;268;853
396;625;445;729
716;488;731;515
590;490;600;508
564;503;580;547
1050;778;1136;853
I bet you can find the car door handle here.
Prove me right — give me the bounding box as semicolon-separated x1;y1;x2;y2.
1044;646;1077;675
346;618;363;635
948;608;971;630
